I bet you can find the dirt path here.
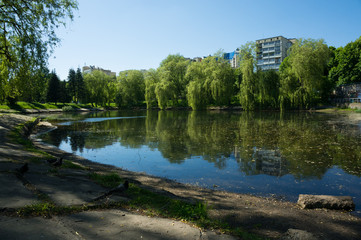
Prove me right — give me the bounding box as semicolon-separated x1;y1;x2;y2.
1;113;361;239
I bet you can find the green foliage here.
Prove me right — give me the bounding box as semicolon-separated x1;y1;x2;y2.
62;106;74;112
155;54;190;109
205;57;235;106
256;70;280;109
84;70;116;107
186;57;236;110
328;36;361;86
144;69;159;109
186;61;208;110
116;70;145;108
76;68;85;102
46;72;61;103
67;69;77;101
239;56;256;110
0;0;78;104
279;38;330;110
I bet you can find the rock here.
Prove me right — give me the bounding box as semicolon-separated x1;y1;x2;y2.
280;229;318;240
297;194;355;210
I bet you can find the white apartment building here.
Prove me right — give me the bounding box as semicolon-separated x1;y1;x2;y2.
82;65;116;77
256;36;295;71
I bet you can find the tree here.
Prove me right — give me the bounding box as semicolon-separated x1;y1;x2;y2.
75;68;85;102
0;0;78;62
67;69;76;101
205;57;235;106
328;36;361;86
279;38;330;109
156;54;189;108
239;56;256;110
59;80;71;103
46;71;61;103
186;61;207;110
256;70;280;109
144;69;159;109
116;70;145;108
84;70;114;107
0;0;78;103
237;42;257;110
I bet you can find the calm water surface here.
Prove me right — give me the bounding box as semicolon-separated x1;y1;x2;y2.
40;110;361;214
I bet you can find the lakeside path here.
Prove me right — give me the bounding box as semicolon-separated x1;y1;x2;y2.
0;114;361;239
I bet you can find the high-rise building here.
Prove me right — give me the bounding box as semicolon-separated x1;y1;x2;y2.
256;36;295;71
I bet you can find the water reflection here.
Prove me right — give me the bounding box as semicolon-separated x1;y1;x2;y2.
41;110;361;180
40;110;361;214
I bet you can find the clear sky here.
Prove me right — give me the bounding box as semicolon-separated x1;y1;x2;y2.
48;0;361;80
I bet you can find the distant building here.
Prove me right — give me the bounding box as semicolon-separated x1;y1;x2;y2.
333;82;361;103
223;50;240;68
192;57;203;62
82;65;116;77
256;36;295;71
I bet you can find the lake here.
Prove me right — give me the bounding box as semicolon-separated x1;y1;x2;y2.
39;110;361;214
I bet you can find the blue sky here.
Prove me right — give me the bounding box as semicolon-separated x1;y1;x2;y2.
49;0;361;80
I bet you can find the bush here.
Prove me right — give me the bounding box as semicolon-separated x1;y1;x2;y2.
62;106;74;112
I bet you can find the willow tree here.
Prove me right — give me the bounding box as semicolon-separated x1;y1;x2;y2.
256;70;280;109
237;42;258;110
84;70;115;107
144;69;159;109
117;70;145;107
186;61;207;110
204;57;235;106
239;56;256;110
279;38;330;109
156;54;189;109
0;0;78;103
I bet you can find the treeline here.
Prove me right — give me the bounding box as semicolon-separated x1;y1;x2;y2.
1;34;361;110
79;36;361;110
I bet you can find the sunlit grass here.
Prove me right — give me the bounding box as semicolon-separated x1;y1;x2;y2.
0;101;97;111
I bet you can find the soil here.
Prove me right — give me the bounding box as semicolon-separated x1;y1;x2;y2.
1;113;361;240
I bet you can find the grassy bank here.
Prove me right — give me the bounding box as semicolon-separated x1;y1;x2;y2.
0;101;118;112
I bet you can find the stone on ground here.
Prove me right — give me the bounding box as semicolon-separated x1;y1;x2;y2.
297;194;355;210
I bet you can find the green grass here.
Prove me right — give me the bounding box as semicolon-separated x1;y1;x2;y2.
17;203;85;217
125;184;262;239
88;172;123;188
62;160;87;170
0;103;10;109
8;120;50;156
0;101;97;111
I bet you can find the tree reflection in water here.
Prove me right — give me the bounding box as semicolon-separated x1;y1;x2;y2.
42;110;361;179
